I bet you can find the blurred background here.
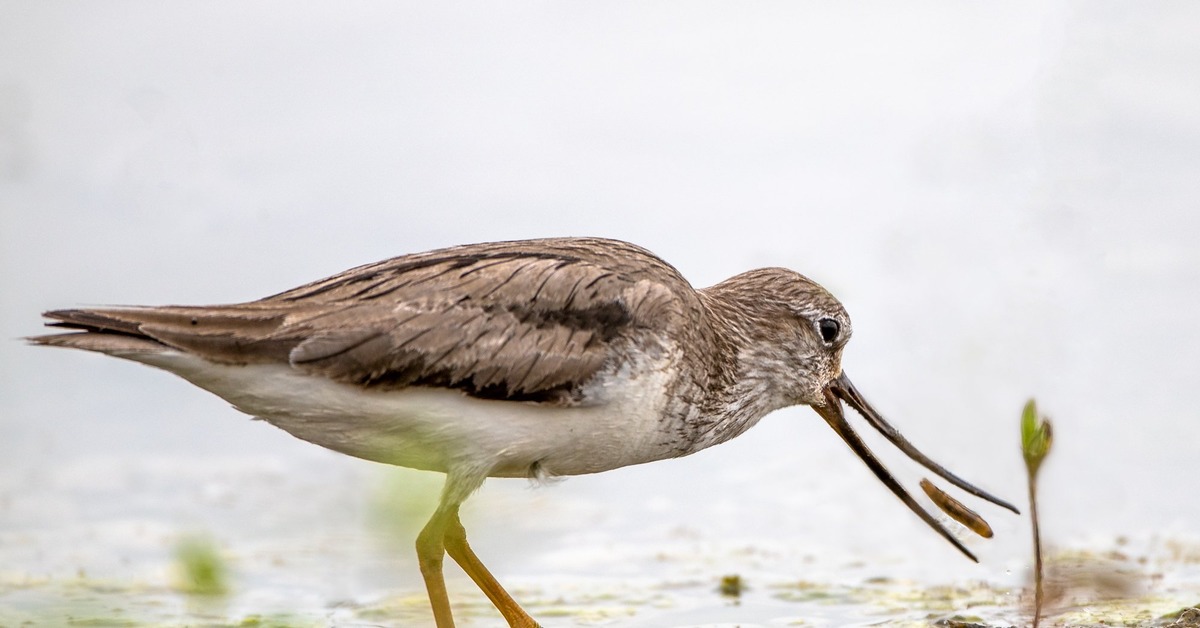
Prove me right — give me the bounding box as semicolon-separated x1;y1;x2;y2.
2;2;1198;625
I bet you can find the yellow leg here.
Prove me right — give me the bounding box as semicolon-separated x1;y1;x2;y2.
416;510;456;628
444;509;540;628
415;471;540;628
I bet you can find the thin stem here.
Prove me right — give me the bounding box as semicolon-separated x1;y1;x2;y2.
1028;474;1044;628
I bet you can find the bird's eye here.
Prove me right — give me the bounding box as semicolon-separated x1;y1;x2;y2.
817;318;840;344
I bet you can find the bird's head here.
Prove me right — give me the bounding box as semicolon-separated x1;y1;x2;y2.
702;267;852;408
702;267;1018;561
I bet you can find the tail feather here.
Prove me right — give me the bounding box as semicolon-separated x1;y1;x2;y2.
33;305;298;364
28;330;171;356
42;308;148;336
42;306;286;335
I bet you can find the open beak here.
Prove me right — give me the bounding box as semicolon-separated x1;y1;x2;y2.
812;371;1020;562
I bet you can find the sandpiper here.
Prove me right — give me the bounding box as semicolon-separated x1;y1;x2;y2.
32;237;1017;627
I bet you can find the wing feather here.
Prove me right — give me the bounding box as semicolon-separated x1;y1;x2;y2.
34;238;695;403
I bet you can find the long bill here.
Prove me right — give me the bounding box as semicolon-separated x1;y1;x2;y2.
811;371;1019;562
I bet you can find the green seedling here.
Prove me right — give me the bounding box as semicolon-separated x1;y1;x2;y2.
1021;399;1053;628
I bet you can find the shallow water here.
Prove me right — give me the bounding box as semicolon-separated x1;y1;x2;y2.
2;454;1197;626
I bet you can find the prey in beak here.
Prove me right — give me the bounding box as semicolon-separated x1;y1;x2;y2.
812;372;1020;562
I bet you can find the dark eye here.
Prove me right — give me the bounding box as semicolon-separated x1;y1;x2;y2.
818;318;840;344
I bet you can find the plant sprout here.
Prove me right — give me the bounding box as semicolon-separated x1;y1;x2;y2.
1021;399;1053;628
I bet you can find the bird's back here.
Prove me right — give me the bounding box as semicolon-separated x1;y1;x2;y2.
33;237;700;405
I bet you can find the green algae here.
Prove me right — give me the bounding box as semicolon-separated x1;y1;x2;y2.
173;535;228;596
718;574;744;598
1;540;1197;626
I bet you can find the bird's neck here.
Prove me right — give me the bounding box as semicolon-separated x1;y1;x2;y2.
668;290;788;452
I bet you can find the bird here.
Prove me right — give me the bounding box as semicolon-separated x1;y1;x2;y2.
31;236;1018;627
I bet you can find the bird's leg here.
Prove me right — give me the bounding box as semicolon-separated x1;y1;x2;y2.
443;509;540;628
416;506;456;628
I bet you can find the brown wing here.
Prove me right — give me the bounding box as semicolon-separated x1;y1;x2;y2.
34;238;695;402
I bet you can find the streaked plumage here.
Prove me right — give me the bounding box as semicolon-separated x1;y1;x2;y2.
42;239;688;399
33;237;1016;628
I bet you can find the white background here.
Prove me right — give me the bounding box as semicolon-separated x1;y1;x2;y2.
2;1;1198;624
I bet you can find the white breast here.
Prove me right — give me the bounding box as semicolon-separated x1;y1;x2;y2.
128;348;684;479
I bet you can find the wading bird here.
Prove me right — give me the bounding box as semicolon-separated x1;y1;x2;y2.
33;237;1017;627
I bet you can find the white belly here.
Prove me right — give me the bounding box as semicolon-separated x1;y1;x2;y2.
130;350;681;478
